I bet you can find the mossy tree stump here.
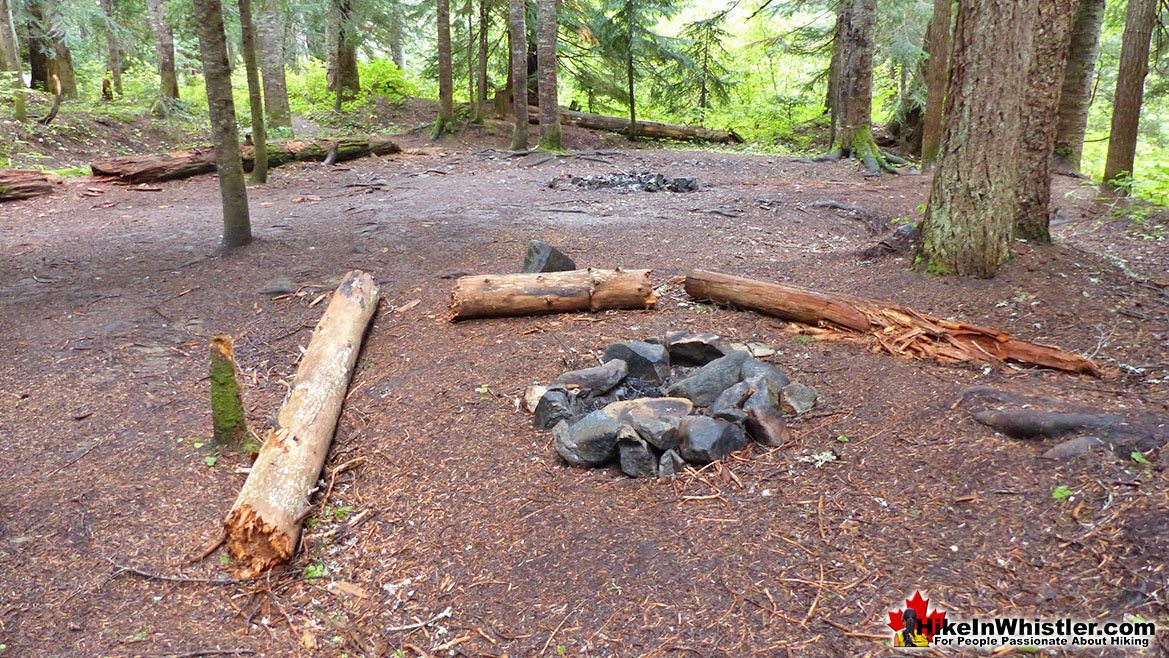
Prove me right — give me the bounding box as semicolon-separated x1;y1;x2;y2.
210;335;247;447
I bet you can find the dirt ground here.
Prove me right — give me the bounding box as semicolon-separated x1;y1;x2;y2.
1;120;1167;658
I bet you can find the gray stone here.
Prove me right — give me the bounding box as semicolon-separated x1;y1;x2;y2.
521;239;576;273
555;359;628;395
523;385;549;413
618;426;658;478
257;276;296;295
602;341;670;383
740;359;790;391
534;387;573;429
666;332;728;367
552;411;621;467
658;449;687;478
678;416;749;464
710;381;751;418
781;382;818;415
600;397;693;451
665;351;750;407
744;405;790;447
713;407;748;424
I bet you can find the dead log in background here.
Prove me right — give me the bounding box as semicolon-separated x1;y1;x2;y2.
527;106;743;144
0;170;58;202
90;137;401;184
224;270;379;577
450;269;658;321
684;270;1105;376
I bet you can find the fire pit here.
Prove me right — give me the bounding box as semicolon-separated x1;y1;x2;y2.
527;333;818;478
549;171;700;193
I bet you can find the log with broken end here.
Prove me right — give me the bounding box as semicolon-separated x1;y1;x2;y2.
449;268;658;321
0;170;59;202
223;270;379;577
90;137;401;184
684;269;1105;376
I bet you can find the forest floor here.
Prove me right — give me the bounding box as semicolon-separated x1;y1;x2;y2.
1;113;1168;658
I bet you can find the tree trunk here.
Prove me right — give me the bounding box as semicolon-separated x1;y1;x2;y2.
237;0;267;184
825;9;840;146
147;0;180;100
467;0;475;120
832;0;888;175
49;36;76;99
1054;0;1105;171
0;0;25;121
224;271;379;577
255;0;291;133
918;0;1036;278
1102;0;1156;193
210;335;248;447
477;0;488;110
328;0;360;101
536;0;561;150
1015;1;1078;243
26;2;48;91
98;0;122;96
919;0;951;169
389;1;405;69
507;0;528;150
684;270;1104;376
90;137;401;183
527;106;741;143
194;0;251;249
626;12;636;139
450;269;658;321
433;0;454;137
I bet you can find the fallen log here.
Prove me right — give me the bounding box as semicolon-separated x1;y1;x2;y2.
224;271;379;577
90;136;401;184
450;268;658;321
527;106;742;144
684;270;1105;377
0;170;57;202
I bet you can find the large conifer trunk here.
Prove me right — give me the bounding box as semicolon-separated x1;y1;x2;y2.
327;0;360;99
832;0;887;174
434;0;454;135
536;0;561;149
255;0;292;132
507;0;528;150
1054;0;1105;171
1103;0;1157;191
918;0;1036;277
146;0;179;99
919;0;951;169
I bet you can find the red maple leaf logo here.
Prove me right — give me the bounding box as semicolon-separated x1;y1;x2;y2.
888;591;947;640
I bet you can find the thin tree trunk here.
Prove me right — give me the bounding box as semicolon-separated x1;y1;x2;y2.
626;7;636;139
147;0;179;100
467;0;475;119
328;0;360;101
0;0;25;121
536;0;560;149
434;0;454;137
1102;0;1156;192
918;0;1036;277
238;0;267;184
255;0;291;132
194;0;252;249
825;9;840;147
508;0;528;150
477;0;487;109
389;0;405;69
919;0;951;169
832;0;887;175
98;0;122;96
1015;1;1078;243
26;1;48;91
1054;0;1105;171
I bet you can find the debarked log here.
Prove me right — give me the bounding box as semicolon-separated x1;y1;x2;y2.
450;268;658;321
223;270;379;577
90;137;401;183
684;269;1105;376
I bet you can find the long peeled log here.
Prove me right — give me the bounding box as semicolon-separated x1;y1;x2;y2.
685;269;1105;376
527;106;743;144
450;268;658;321
90;137;401;184
224;271;379;576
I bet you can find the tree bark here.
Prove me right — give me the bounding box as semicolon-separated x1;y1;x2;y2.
919;0;951;169
90;137;401;183
450;269;658;321
26;1;48;91
1102;0;1157;192
434;0;454;137
224;271;379;577
0;170;56;200
237;0;268;184
918;0;1036;278
255;0;291;132
147;0;180;100
508;0;528;150
389;0;405;69
194;0;252;249
0;0;25;121
477;0;488;110
328;0;360;101
30;0;75;98
1015;1;1078;243
536;0;561;149
684;270;1104;376
831;0;888;175
210;335;247;446
527;106;741;143
625;11;636;139
98;0;122;96
1054;0;1104;171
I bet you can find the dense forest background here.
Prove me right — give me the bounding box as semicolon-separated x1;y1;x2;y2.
0;0;1166;202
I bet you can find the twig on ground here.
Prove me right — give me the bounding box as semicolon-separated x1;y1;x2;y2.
107;557;256;585
386;606;453;633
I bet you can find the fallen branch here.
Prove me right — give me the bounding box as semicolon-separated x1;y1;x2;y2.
386;606;453;633
684;270;1105;376
224;271;379;577
90;137;401;184
450;268;658;321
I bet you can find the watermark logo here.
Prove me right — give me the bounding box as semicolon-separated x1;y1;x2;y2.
887;591;947;647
